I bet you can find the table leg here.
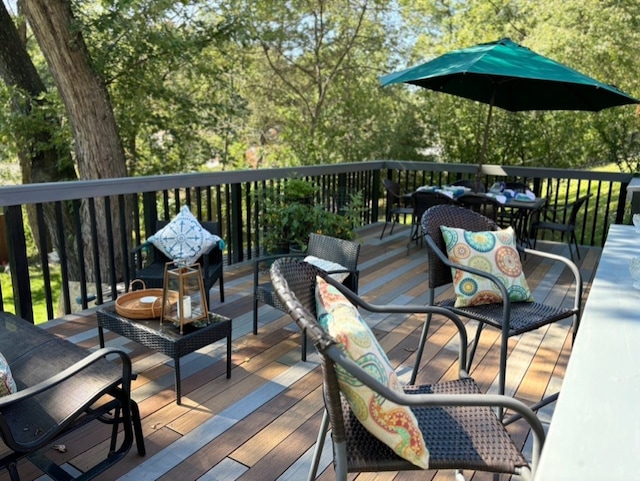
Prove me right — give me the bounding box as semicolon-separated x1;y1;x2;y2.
98;326;105;348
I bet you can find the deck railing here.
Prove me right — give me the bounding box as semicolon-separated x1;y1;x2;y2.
0;160;632;323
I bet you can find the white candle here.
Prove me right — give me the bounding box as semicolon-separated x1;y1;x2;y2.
178;295;192;319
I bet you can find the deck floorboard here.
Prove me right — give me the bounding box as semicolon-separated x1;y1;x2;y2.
0;223;601;481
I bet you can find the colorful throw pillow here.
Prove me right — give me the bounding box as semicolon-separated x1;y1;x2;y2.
315;277;429;469
304;255;349;283
148;206;224;266
440;226;534;308
0;352;17;397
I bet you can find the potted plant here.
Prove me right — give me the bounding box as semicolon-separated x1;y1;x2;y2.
261;178;362;255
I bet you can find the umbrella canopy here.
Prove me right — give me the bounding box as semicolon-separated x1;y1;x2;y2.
380;38;639;165
380;38;639;112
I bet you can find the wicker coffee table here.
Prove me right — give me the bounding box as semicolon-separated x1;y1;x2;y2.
97;306;232;404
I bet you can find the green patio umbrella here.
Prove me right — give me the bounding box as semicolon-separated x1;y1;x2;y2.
380;38;639;165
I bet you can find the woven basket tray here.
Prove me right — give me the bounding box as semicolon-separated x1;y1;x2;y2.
115;280;179;319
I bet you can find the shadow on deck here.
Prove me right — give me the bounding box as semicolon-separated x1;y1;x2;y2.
0;223;601;481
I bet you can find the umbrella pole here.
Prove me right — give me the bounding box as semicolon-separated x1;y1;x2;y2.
476;91;495;186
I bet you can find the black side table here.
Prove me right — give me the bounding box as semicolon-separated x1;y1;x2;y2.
97;307;232;404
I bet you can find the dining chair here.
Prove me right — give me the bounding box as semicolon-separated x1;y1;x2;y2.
379;178;413;239
456;192;501;222
452;178;486;193
253;233;360;361
130;219;225;308
408;190;457;249
530;194;592;260
269;257;545;481
418;204;583;417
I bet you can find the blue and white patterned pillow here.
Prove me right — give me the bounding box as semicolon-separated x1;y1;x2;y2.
0;352;17;397
148;206;224;266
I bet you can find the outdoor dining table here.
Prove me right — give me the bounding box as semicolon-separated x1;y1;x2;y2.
533;223;640;480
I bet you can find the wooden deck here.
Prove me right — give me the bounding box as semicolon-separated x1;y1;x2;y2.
1;223;601;481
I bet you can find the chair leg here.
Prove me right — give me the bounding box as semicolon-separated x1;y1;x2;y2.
308;410;330;481
466;323;485;373
379;221;389;239
219;276;225;302
410;311;433;385
253;298;259;335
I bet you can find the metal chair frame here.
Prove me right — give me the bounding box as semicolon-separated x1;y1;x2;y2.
269;257;545;481
253;233;360;360
419;204;583;418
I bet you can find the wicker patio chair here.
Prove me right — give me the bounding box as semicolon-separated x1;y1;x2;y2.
456;193;502;222
269;257;545;481
379;179;413;239
530;193;592;260
253;233;360;361
130;219;224;307
408;191;457;249
417;204;582;417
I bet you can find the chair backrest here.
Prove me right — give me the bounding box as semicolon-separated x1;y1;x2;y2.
411;191;457;225
452;179;486;193
382;178;402;203
268;257;348;442
421;204;498;289
456;193;501;221
307;233;360;271
504;181;530;193
566;194;592;226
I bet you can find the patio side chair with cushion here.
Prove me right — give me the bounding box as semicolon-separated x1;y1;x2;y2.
530;193;592;261
270;257;545;481
253;233;360;361
417;204;583;417
130;218;225;307
379;178;413;239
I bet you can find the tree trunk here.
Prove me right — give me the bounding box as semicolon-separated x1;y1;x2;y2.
22;0;131;285
0;2;82;279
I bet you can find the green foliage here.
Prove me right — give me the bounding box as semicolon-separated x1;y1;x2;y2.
261;178;361;253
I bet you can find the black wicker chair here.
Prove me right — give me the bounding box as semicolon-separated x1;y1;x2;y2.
269;257;545;481
253;233;360;360
417;204;583;417
456;193;502;222
130;220;224;307
408;191;457;249
379;179;413;239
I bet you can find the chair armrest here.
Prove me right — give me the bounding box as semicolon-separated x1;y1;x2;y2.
521;247;583;311
326;342;545;472
130;242;152;274
0;347;133;409
320;273;468;376
253;253;306;283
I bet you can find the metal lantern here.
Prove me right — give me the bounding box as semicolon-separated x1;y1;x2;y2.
161;262;208;334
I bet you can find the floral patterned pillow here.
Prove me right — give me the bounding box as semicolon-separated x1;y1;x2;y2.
315;276;429;469
0;352;17;397
148;206;225;266
440;225;534;308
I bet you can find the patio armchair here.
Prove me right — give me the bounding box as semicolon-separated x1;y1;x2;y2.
418;204;583;417
530;193;592;260
269;257;545;481
130;219;224;308
253;233;360;361
379;178;413;239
